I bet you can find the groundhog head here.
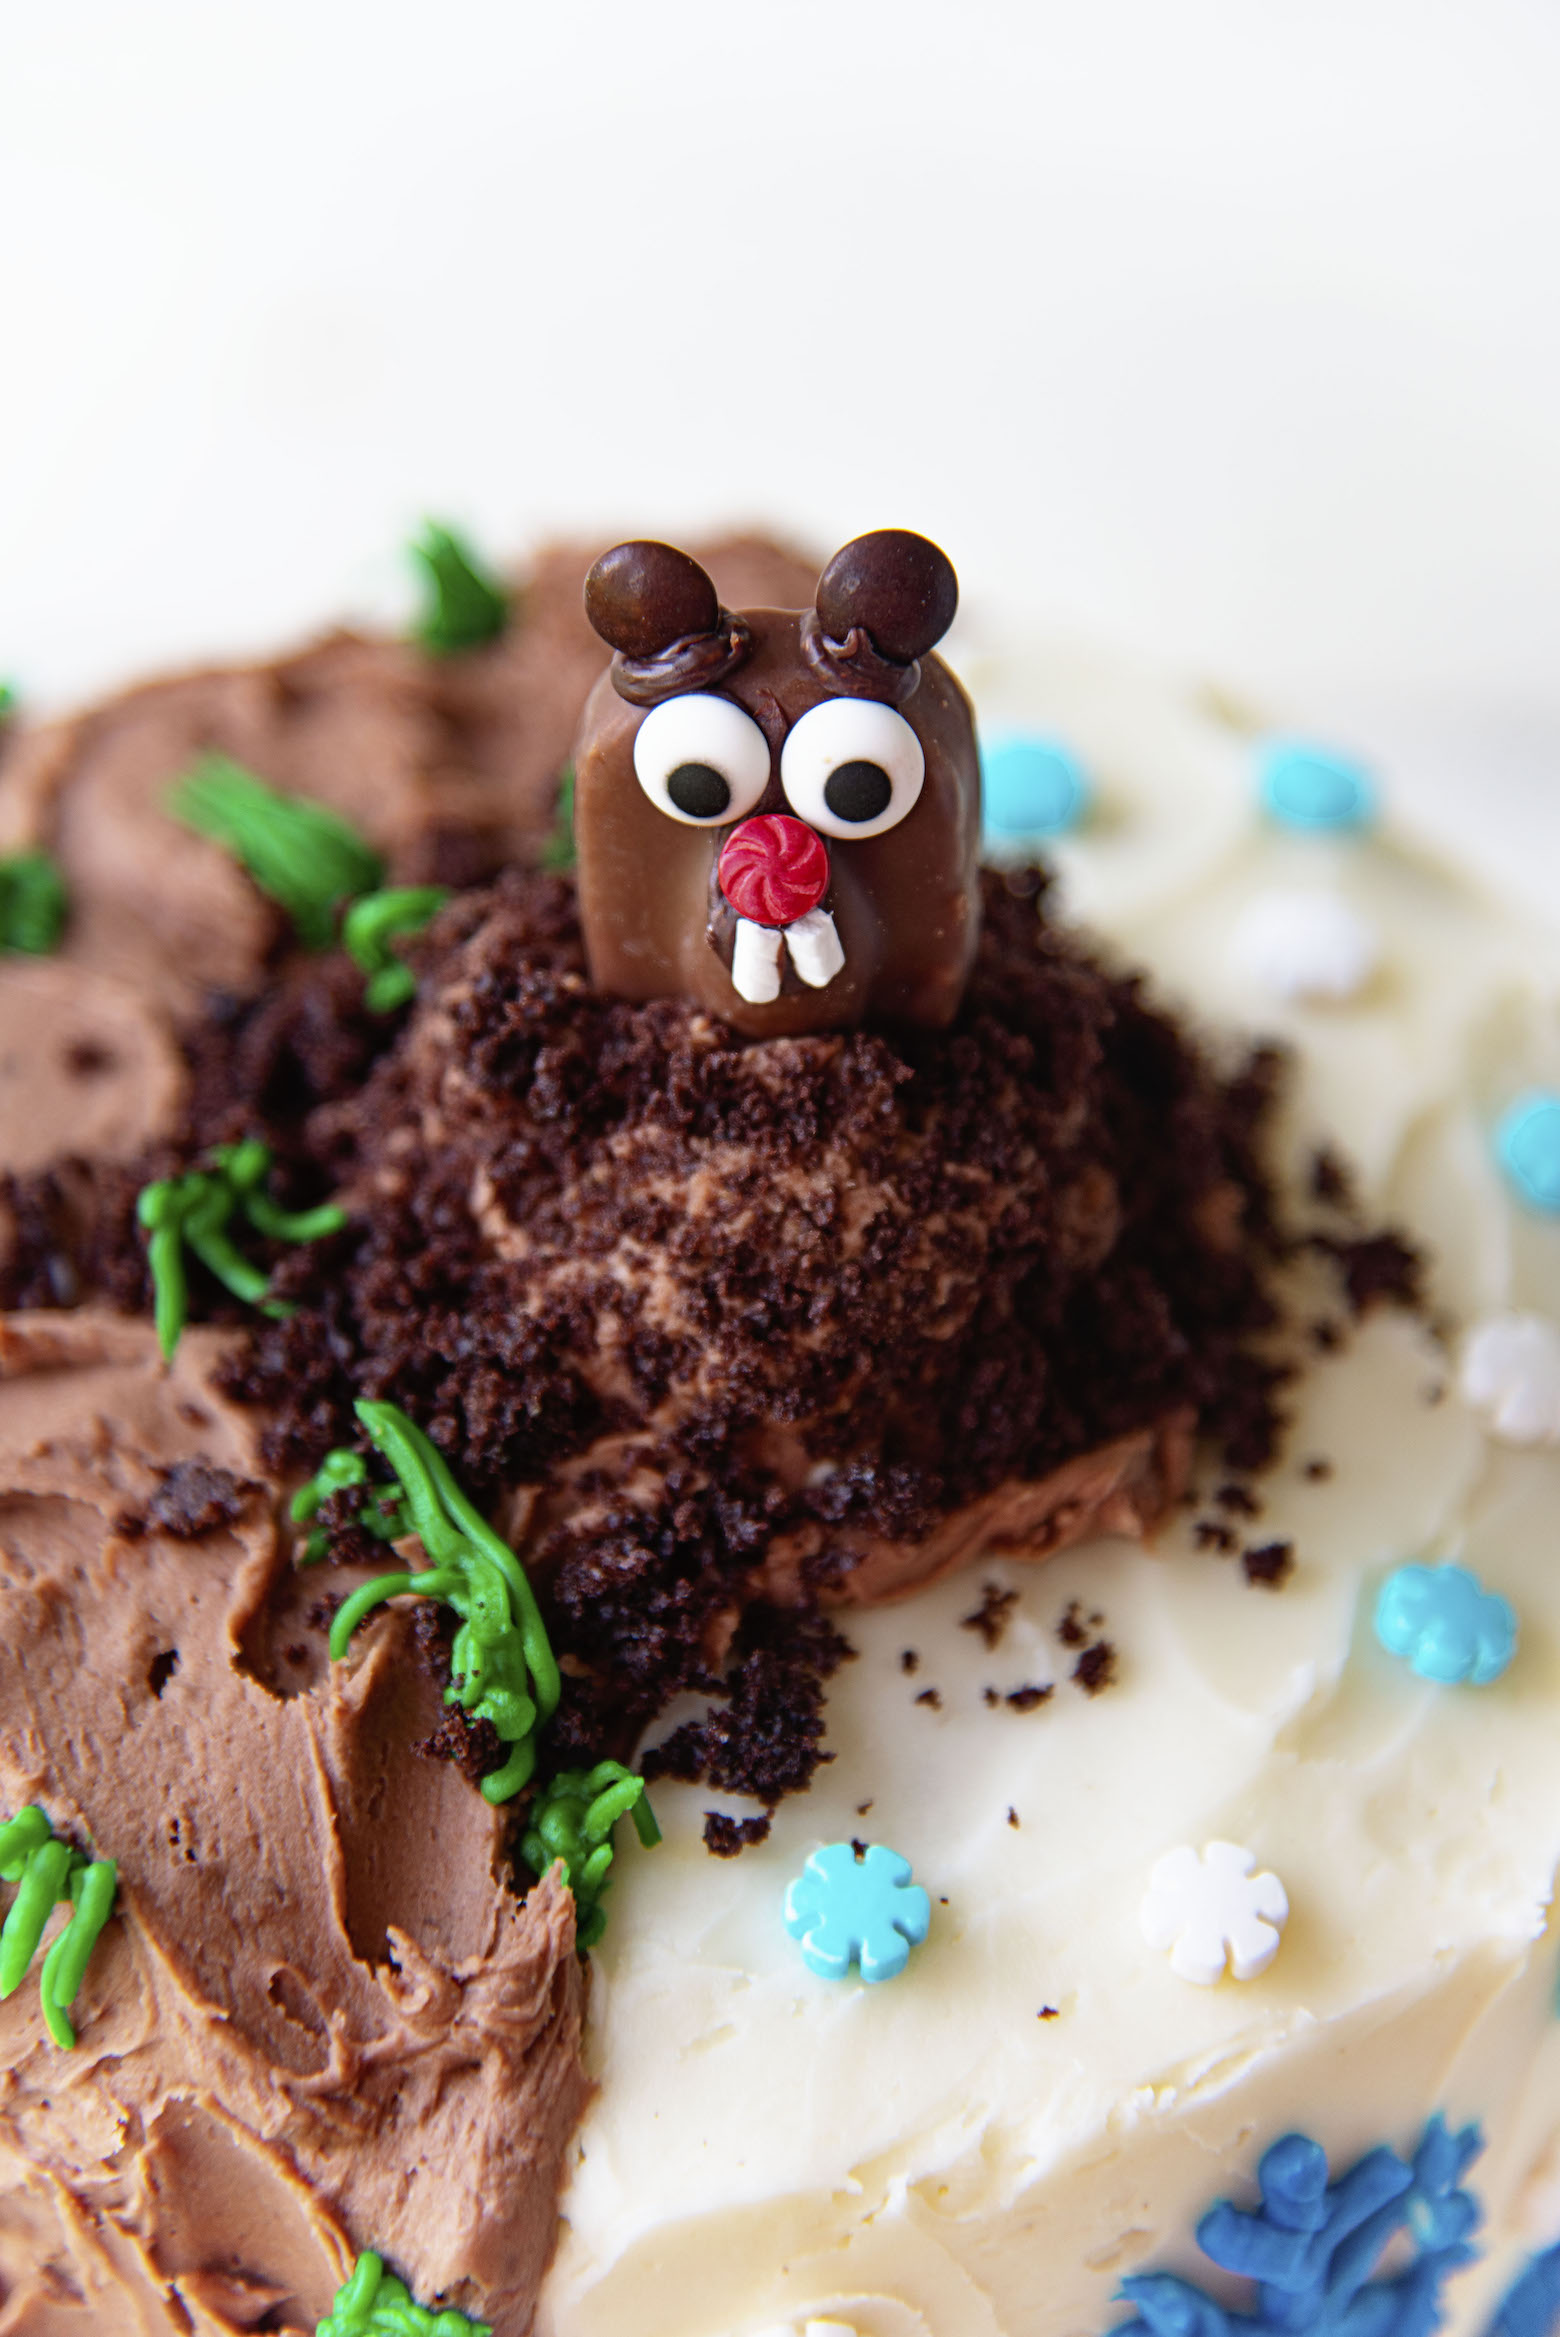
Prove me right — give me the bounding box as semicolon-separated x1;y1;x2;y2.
572;529;981;1037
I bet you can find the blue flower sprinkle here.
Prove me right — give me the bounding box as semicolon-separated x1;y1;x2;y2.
981;733;1092;839
1374;1562;1516;1686
783;1841;931;1983
1258;740;1376;833
1495;1092;1560;1216
1113;2115;1484;2337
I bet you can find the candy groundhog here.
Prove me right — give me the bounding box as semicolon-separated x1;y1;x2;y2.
573;528;982;1036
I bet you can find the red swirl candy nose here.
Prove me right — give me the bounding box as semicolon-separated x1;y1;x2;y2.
717;815;830;929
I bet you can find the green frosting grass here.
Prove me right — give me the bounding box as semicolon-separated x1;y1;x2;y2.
0;1808;117;2050
409;521;509;658
0;851;68;954
169;753;384;949
318;2249;490;2335
138;1138;347;1360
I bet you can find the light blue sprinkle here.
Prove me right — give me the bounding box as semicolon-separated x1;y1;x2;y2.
1375;1562;1517;1686
783;1841;931;1983
1258;739;1376;833
981;733;1092;838
1496;1091;1560;1215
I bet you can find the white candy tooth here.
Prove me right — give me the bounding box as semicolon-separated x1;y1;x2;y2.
731;918;783;1004
783;907;845;989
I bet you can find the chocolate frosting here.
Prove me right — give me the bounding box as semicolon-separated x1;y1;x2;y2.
0;1311;587;2336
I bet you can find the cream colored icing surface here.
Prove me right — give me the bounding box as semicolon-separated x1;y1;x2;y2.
537;648;1560;2337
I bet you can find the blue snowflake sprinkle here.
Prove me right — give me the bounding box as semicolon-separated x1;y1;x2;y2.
1113;2114;1483;2337
1258;740;1377;834
1495;1092;1560;1216
783;1842;931;1983
981;733;1092;839
1375;1562;1517;1686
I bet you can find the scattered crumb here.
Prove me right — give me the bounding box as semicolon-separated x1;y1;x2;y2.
1326;1230;1425;1318
900;1649;920;1675
1037;2004;1060;2020
983;1686;1001;1707
1006;1684;1053;1712
1242;1540;1295;1588
704;1812;771;1858
1303;1457;1334;1482
914;1687;943;1710
961;1581;1019;1650
1310;1318;1343;1354
1072;1641;1116;1695
1215;1482;1260;1517
1195;1519;1237;1553
142;1460;255;1540
1309;1148;1354;1209
1007;1807;1020;1829
850;1837;869;1860
939;1896;950;1906
1056;1601;1087;1648
856;1799;874;1816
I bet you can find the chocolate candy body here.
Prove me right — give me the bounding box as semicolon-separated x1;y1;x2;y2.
572;608;982;1037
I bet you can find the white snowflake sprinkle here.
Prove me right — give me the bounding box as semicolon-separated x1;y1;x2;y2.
1140;1840;1289;1985
1460;1313;1560;1445
1226;889;1380;1003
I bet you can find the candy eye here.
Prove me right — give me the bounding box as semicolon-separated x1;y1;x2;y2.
779;698;925;841
632;693;772;828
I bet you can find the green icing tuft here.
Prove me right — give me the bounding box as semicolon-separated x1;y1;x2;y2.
137;1137;347;1360
325;1401;560;1804
0;1807;117;2050
342;885;449;1012
0;852;68;954
521;1761;660;1951
540;766;576;873
409;521;509;658
169;753;384;949
317;2249;491;2335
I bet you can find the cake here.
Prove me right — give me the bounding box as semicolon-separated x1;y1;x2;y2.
0;529;1556;2337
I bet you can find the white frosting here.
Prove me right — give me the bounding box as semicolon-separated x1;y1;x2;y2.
537;647;1560;2337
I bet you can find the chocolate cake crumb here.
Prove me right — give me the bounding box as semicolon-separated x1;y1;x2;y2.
1005;1684;1052;1712
856;1800;873;1816
1215;1482;1260;1516
900;1650;920;1675
914;1687;943;1710
1303;1456;1334;1482
850;1837;869;1859
640;1608;850;1807
1007;1807;1020;1828
1037;2005;1060;2019
1315;1230;1426;1318
144;1460;253;1540
1195;1520;1237;1553
1072;1641;1116;1695
1242;1540;1296;1588
1056;1602;1087;1648
1311;1319;1344;1354
703;1812;771;1858
409;1604;507;1783
983;1687;1001;1707
2;863;1425;1824
1309;1148;1354;1209
961;1582;1019;1650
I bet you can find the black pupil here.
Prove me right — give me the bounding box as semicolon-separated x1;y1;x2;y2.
824;760;893;824
666;762;732;820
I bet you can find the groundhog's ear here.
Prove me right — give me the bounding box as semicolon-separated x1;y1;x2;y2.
584;541;722;659
815;531;958;663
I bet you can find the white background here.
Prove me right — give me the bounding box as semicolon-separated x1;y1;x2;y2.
5;0;1560;894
